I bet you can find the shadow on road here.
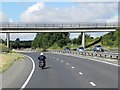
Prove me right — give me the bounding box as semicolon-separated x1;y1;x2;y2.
43;67;51;70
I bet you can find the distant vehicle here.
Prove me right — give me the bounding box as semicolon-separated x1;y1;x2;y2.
93;45;104;52
77;47;85;52
64;47;70;51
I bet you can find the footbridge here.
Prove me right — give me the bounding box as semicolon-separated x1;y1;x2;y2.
0;22;118;49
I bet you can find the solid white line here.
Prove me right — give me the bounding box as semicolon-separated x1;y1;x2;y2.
21;55;35;89
90;82;96;87
79;72;83;75
72;67;75;69
91;58;119;67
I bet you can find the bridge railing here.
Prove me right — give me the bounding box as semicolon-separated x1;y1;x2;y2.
48;50;120;60
0;22;118;28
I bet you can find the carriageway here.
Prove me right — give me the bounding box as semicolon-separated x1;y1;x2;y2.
0;22;118;49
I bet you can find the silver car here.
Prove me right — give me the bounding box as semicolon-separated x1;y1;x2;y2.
77;47;85;52
93;45;104;52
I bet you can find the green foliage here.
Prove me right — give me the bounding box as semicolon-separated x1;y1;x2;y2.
0;39;5;44
10;40;32;49
101;28;119;47
85;34;94;45
0;44;9;53
0;44;8;51
16;38;20;48
76;34;82;45
72;34;94;46
32;33;70;49
49;43;61;50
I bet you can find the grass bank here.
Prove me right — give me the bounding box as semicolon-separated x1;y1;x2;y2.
48;42;118;51
0;53;24;73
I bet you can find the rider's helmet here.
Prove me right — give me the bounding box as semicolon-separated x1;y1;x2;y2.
40;52;43;55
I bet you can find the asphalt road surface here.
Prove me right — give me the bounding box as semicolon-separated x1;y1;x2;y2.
22;52;118;88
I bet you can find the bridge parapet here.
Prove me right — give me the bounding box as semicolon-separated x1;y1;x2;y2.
0;22;118;28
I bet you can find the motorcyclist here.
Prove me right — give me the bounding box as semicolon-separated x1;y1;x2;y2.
38;52;46;69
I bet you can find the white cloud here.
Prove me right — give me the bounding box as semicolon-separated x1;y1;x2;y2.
106;15;118;23
9;18;13;22
21;2;118;23
0;11;9;22
0;11;14;22
21;2;45;22
26;2;44;13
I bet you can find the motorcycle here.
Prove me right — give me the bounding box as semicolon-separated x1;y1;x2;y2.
39;60;45;69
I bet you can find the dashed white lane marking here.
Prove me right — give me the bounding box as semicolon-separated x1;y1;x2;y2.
66;63;69;65
79;72;83;75
72;67;75;69
90;82;96;87
61;61;63;62
57;59;59;61
21;55;35;89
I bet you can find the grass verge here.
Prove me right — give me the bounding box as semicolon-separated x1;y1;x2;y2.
0;53;24;73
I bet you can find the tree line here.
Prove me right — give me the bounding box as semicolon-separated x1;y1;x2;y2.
0;38;32;49
32;33;71;50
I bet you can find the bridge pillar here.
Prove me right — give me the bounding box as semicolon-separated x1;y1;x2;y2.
6;33;10;49
81;32;85;48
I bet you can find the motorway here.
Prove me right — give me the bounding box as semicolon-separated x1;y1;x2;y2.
22;52;118;88
1;52;118;89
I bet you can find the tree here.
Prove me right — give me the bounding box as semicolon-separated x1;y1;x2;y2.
72;38;77;44
0;39;5;44
101;28;119;47
32;33;70;49
15;38;20;49
76;34;82;45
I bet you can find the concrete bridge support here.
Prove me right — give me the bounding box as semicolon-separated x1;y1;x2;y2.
6;33;10;49
81;32;85;48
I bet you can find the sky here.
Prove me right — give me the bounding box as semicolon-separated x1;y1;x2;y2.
0;1;118;40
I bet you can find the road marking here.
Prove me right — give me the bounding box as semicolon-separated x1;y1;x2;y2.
91;58;120;67
90;82;96;87
53;53;120;67
21;55;35;89
79;72;83;75
66;63;69;65
61;61;63;62
57;59;59;61
72;67;75;69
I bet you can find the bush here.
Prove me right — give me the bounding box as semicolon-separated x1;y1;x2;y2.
0;44;9;53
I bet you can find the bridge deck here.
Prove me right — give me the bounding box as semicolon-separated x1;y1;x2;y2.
0;22;118;33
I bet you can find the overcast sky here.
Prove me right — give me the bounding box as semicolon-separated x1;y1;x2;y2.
0;0;118;40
